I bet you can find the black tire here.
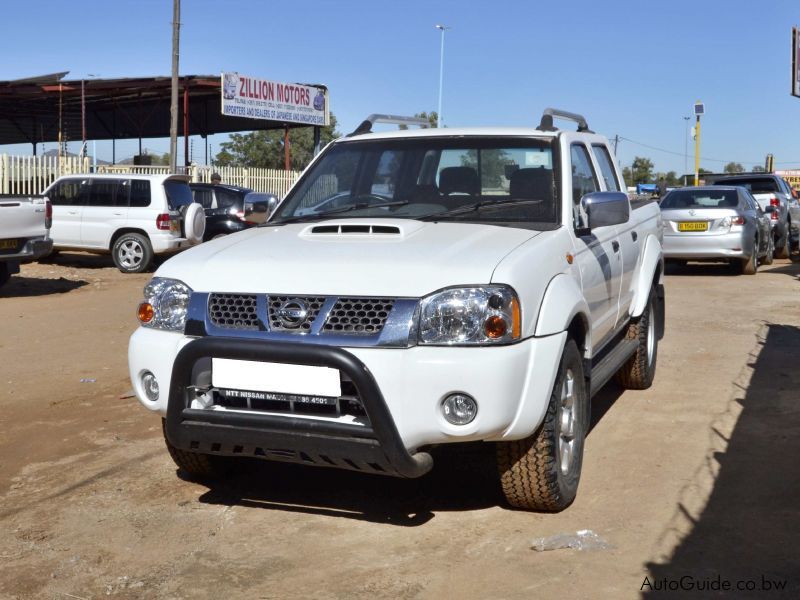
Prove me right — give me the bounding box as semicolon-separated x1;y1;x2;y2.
162;420;228;479
762;234;774;265
111;233;154;273
496;339;588;512
0;263;10;288
615;286;658;389
775;228;790;259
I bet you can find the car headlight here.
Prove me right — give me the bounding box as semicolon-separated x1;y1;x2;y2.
137;277;193;331
418;286;521;345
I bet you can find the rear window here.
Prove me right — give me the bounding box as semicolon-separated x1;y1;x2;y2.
715;177;778;194
163;180;194;210
660;189;739;209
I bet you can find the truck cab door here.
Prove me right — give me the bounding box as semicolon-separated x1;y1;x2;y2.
568;142;623;349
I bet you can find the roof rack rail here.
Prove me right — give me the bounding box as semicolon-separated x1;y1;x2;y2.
347;114;431;137
537;108;593;133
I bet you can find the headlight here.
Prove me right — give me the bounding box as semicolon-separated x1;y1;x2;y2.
418;285;521;345
137;277;193;331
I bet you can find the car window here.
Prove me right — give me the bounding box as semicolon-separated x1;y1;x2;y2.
716;177;778;194
660;189;738;209
87;179;128;207
48;178;86;206
192;188;214;209
570;144;599;202
130;180;151;208
163;180;193;210
215;189;242;210
591;144;621;191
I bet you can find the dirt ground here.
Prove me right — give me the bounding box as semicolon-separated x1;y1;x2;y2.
1;252;799;599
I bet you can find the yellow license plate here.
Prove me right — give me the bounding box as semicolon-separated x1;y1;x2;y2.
678;221;708;232
0;239;18;250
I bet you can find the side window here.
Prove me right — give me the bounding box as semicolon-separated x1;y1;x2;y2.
130;180;151;208
215;189;240;210
570;144;599;202
192;188;213;209
88;179;126;207
49;179;86;206
591;145;621;191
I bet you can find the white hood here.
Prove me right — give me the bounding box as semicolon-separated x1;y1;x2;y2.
157;219;541;297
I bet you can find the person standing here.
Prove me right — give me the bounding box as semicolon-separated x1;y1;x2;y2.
211;172;222;185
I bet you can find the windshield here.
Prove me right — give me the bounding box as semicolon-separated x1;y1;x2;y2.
163;180;194;211
714;177;778;194
660;189;739;209
272;137;559;226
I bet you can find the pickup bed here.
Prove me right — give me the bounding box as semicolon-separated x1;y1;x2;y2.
128;109;665;511
0;195;53;288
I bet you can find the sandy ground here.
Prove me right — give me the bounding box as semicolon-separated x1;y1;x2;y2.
0;252;799;599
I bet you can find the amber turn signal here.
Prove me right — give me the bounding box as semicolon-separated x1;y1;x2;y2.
138;302;154;323
484;315;508;339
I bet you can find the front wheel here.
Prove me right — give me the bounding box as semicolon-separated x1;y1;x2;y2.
775;228;790;259
762;234;775;265
615;286;659;389
112;233;154;273
496;339;588;511
0;263;10;288
162;420;229;479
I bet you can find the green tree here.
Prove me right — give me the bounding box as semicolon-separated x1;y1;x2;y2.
752;165;766;173
724;162;745;174
624;156;654;186
399;111;438;129
215;113;340;170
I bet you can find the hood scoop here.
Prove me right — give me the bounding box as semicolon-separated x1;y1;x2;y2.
307;223;402;236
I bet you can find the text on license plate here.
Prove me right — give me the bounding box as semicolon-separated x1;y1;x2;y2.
0;239;18;250
678;221;708;232
211;358;342;398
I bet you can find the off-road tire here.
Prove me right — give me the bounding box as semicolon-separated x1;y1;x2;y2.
615;286;658;389
112;232;154;273
0;263;10;288
762;234;774;265
775;230;790;259
162;420;227;479
496;340;587;512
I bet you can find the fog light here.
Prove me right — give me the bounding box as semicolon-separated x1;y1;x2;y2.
142;372;159;402
442;393;477;425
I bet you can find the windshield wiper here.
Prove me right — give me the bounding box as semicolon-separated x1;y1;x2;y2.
421;198;547;220
271;199;409;225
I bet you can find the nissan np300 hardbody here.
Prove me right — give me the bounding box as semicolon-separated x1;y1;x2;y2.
129;109;665;511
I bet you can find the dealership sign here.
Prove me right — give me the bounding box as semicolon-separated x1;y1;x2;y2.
221;72;329;126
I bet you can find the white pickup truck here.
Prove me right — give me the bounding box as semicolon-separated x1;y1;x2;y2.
0;195;53;288
128;109;665;511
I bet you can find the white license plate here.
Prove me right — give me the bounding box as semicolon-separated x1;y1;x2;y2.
211;358;341;398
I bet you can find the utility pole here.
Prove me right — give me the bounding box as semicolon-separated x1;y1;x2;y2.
693;101;704;186
169;0;180;172
612;134;619;154
683;116;690;186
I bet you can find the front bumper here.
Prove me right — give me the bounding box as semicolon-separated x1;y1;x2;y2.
129;328;566;477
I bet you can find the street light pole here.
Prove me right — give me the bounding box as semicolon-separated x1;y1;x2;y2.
683;116;690;186
435;24;450;128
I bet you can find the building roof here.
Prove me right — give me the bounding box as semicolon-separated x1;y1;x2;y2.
0;73;327;146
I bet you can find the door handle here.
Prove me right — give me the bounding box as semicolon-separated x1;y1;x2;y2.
631;231;638;242
612;241;620;253
67;210;78;215
112;212;124;216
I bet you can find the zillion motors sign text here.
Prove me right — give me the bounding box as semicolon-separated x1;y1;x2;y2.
221;72;329;126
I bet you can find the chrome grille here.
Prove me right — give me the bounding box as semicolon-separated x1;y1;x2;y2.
208;294;260;330
323;298;395;334
267;296;326;332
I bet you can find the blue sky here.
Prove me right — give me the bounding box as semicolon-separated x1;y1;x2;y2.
2;0;799;175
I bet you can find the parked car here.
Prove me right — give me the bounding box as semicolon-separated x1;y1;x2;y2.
712;174;798;258
0;194;53;288
660;186;774;274
44;174;205;273
129;109;665;512
189;183;278;241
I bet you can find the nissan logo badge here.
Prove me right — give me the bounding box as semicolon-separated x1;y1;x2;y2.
277;299;310;329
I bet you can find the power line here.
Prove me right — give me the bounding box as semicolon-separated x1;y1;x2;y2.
617;135;800;167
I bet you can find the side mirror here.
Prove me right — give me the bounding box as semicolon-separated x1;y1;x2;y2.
764;204;777;214
244;194;279;225
578;191;630;233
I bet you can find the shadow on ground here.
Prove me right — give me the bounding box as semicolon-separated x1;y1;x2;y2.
196;441;504;526
644;324;800;596
0;275;87;297
39;252;115;270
